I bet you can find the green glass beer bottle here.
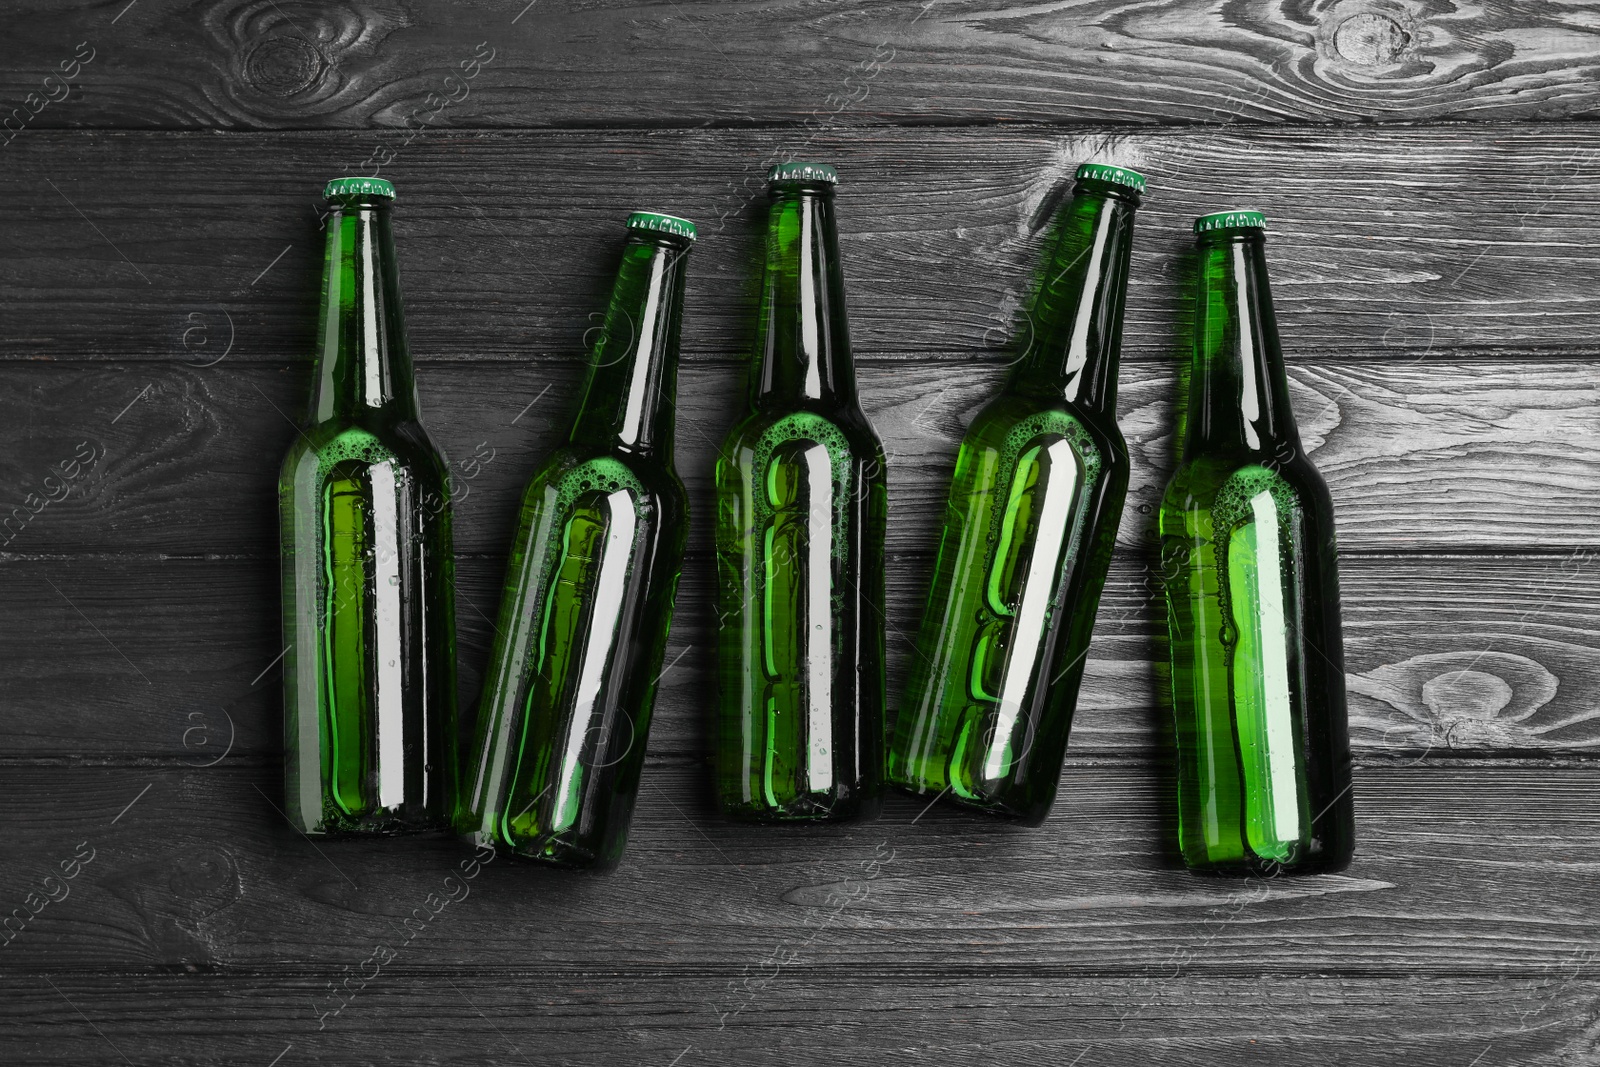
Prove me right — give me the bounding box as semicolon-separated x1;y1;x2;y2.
279;177;457;835
1160;209;1354;875
457;212;693;869
713;162;887;822
886;163;1142;825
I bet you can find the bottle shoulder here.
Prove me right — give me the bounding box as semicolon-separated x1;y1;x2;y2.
280;418;447;484
962;391;1128;470
1161;449;1333;520
719;404;885;470
289;413;440;452
526;445;688;524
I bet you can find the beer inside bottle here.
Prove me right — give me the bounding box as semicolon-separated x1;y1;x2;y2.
280;177;457;835
457;212;692;869
713;162;887;822
1160;209;1354;875
886;163;1141;825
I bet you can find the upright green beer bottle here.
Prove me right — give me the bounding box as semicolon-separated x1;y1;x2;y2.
280;177;457;835
713;162;887;822
458;212;693;869
886;163;1141;825
1160;209;1354;875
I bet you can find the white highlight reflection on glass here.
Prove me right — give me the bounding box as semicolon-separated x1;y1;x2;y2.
986;438;1080;782
799;204;821;398
801;442;834;793
360;215;385;408
552;490;637;832
1249;488;1299;844
1233;243;1261;450
369;462;405;809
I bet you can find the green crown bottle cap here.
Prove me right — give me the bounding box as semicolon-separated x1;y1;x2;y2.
1074;163;1147;194
1194;209;1267;234
626;211;697;242
767;162;839;185
323;176;396;201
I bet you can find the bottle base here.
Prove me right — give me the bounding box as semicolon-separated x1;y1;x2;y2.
505;848;617;872
1181;848;1353;878
458;833;620;872
718;793;883;824
302;810;450;837
890;780;1049;827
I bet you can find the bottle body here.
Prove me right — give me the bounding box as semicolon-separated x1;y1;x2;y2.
887;393;1127;823
1160;214;1353;874
714;407;887;821
280;181;457;836
887;168;1139;825
1161;453;1350;873
460;446;686;868
713;168;887;822
459;219;692;869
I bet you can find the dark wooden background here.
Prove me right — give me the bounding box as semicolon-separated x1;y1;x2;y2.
3;1;1599;1063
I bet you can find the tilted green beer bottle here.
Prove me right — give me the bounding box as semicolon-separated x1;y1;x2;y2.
713;162;887;822
886;163;1141;824
280;177;457;835
1160;210;1354;874
458;212;693;869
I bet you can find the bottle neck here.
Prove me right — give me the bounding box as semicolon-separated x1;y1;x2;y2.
310;200;420;425
750;186;857;409
1184;233;1299;458
1007;184;1137;415
569;232;689;457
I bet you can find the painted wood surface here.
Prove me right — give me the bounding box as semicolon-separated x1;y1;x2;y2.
1;126;1597;363
3;552;1593;760
0;359;1593;555
3;3;1598;1064
6;974;1591;1066
2;762;1598;975
3;0;1600;129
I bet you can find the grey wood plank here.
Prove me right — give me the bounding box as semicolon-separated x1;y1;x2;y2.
3;1;1599;130
0;973;1585;1066
2;358;1592;557
2;126;1597;361
2;552;1595;761
0;761;1595;975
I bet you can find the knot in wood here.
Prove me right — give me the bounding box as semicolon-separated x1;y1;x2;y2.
1421;669;1513;721
1333;12;1412;67
244;35;326;97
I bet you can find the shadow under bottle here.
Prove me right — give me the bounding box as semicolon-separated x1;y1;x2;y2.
279;177;458;837
886;164;1143;826
713;163;888;823
456;213;694;870
1159;210;1354;875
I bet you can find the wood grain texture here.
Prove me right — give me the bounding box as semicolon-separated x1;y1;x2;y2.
4;552;1596;761
2;357;1594;558
2;973;1590;1066
1;761;1597;975
2;6;1596;1058
3;126;1599;362
3;0;1600;129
